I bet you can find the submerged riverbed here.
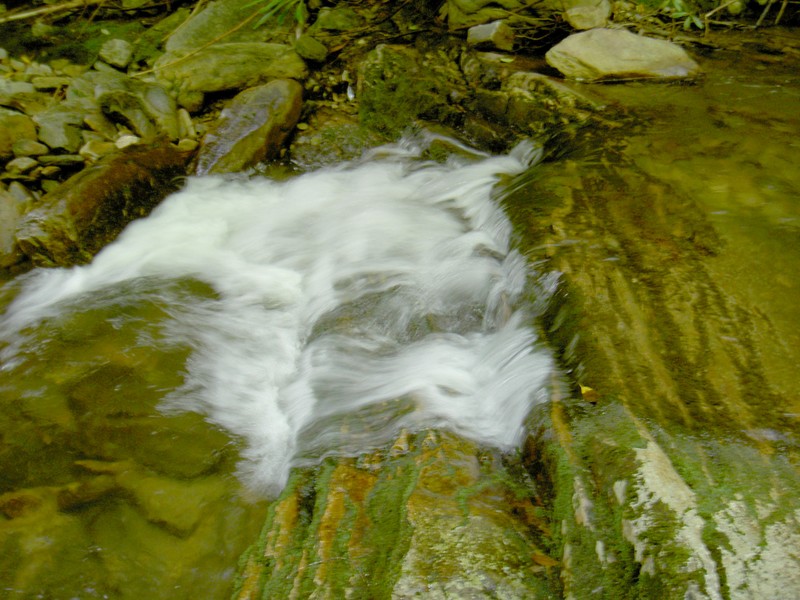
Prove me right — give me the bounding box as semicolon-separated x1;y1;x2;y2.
2;28;800;599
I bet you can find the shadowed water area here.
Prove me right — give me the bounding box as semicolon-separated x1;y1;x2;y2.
1;32;800;599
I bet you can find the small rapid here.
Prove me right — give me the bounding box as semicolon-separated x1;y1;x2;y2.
0;137;554;495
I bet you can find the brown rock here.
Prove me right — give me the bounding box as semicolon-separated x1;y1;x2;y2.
15;141;194;266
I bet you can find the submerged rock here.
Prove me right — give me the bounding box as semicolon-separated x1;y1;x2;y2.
546;28;701;81
15;141;193;266
195;79;303;175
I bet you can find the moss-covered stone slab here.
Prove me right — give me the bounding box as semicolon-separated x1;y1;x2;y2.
234;430;556;599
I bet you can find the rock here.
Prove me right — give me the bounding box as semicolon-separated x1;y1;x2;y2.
30;76;72;92
67;70;180;140
310;6;365;32
467;20;515;52
98;90;159;139
0;109;38;159
12;139;49;157
289;108;386;169
441;0;528;29
154;43;307;96
84;111;119;140
115;134;141;149
358;44;467;139
546;28;701;82
164;0;274;55
38;154;85;167
99;38;135;69
195;79;303;175
235;430;553;598
15;141;193;266
79;139;117;162
5;157;38;174
564;0;611;29
32;105;85;153
0;187;25;268
295;34;328;62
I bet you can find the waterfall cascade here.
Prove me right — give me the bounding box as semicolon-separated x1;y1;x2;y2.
0;137;554;495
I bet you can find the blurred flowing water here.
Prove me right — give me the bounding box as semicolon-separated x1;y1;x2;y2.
0;138;555;597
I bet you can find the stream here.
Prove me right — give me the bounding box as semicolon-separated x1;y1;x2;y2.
2;31;800;599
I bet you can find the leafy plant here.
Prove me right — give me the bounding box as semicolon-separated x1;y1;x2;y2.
660;0;705;29
249;0;307;28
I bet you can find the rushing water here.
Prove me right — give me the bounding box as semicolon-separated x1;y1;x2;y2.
1;137;554;498
0;136;557;597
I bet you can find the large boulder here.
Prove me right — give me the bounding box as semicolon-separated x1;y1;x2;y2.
546;28;701;82
15;141;194;267
154;43;307;100
195;79;303;175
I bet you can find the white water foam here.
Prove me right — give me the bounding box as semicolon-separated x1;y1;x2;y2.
0;138;553;495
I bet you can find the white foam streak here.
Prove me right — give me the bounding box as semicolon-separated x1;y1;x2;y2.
1;140;552;495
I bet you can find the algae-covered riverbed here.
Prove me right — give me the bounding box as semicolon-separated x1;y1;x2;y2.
2;26;800;600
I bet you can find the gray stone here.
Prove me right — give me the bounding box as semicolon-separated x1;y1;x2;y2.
84;111;119;140
441;0;527;29
545;28;701;82
564;0;611;30
154;43;307;95
295;34;328;62
66;70;180;140
99;39;135;69
310;6;364;32
5;156;38;174
0;110;38;159
31;76;72;92
12;139;49;157
196;79;303;175
98;90;159;139
467;20;515;52
164;0;272;55
79;140;117;162
33;105;85;153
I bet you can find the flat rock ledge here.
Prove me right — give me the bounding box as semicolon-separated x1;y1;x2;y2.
546;28;701;82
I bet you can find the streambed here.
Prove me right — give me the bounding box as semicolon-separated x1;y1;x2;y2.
1;28;799;599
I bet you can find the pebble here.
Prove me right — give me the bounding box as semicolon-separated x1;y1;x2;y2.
115;134;141;149
12;139;49;157
79;140;117;162
6;157;39;174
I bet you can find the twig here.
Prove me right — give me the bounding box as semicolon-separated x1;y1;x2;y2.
774;0;789;24
0;0;101;24
756;0;775;26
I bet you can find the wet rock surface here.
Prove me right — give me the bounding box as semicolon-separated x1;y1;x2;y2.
546;28;702;81
195;79;303;175
16;141;193;266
